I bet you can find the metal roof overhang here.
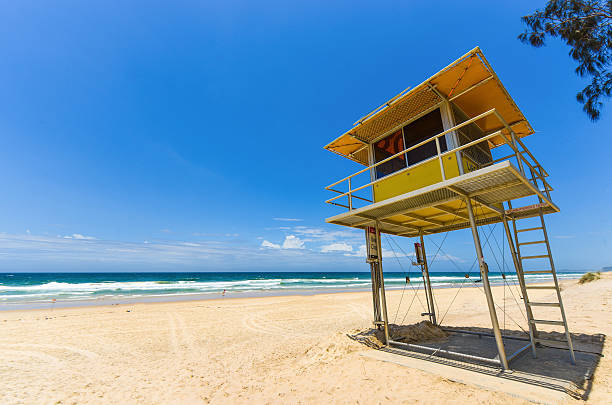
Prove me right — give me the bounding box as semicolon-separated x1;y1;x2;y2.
325;47;534;165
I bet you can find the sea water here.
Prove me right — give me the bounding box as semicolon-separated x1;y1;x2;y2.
0;271;585;309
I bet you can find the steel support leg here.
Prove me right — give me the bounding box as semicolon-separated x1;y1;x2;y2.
369;262;381;326
464;197;509;370
375;222;390;345
419;232;437;325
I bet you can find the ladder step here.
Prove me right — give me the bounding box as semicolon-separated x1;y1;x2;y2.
518;240;546;246
523;270;552;274
525;285;556;289
528;302;560;307
517;227;543;233
521;255;550;260
530;319;565;326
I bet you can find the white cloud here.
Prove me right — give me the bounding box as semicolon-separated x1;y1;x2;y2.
0;230;383;271
62;233;95;240
281;235;305;249
0;232;287;268
436;253;464;262
292;226;327;237
273;217;303;222
261;240;281;249
357;244;367;257
260;235;305;250
291;226;363;243
342;244;420;259
71;233;95;240
345;244;367;257
321;242;353;253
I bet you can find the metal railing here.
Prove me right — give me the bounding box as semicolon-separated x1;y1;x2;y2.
325;108;553;211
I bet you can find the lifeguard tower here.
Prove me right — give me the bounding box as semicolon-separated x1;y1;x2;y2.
324;47;574;370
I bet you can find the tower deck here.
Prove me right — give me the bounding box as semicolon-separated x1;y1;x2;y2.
326;160;558;238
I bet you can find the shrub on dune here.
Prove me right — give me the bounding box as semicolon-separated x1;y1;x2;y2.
579;272;601;284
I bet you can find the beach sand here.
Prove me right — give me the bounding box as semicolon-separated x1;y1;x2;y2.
1;273;611;404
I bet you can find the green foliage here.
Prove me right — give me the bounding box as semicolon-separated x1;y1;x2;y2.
578;271;601;283
519;1;612;120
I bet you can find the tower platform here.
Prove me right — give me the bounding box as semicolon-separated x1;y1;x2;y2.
325;160;558;238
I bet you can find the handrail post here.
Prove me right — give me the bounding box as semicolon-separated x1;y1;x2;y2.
511;132;525;176
544;172;552;201
435;137;446;180
492;109;525;178
348;178;353;211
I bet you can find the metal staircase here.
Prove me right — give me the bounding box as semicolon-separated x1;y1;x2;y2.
509;200;576;364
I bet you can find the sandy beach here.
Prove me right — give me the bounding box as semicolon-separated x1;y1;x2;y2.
1;273;610;404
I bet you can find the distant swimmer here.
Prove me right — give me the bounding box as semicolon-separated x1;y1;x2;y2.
222;289;226;296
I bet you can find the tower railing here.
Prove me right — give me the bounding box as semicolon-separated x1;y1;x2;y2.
325;108;552;212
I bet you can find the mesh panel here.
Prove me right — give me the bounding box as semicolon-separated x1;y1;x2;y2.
454;169;517;194
351;148;370;165
477;184;532;204
351;88;441;143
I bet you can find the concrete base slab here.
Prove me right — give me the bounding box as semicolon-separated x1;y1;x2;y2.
360;349;575;405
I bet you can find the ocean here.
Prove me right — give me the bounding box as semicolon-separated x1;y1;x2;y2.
0;271;585;309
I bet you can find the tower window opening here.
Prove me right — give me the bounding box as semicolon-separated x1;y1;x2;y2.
451;104;493;167
373;108;448;180
402;108;446;166
373;129;406;179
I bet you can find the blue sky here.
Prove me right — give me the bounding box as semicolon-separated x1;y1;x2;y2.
0;1;610;272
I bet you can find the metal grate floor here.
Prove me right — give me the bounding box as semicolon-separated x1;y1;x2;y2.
326;161;559;237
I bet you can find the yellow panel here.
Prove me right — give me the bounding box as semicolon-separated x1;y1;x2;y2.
417;207;445;216
386;214;410;223
430;55;491;99
453;78;529;135
431;213;458;222
373;154;482;202
325;134;368;165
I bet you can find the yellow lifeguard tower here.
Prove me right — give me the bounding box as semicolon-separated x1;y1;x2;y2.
324;47;574;370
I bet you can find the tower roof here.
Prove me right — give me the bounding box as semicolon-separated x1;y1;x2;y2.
325;47;533;165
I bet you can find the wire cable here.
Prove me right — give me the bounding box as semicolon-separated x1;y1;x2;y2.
383;235;410;324
387;235;438;323
383;234;427;323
